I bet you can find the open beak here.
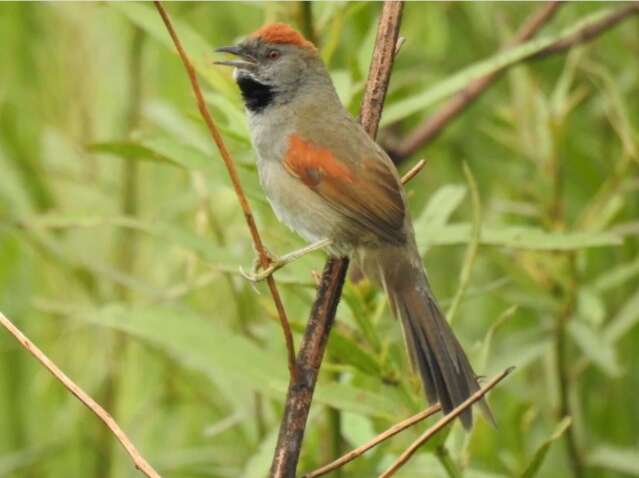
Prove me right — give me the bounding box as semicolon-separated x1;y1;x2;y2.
214;45;257;70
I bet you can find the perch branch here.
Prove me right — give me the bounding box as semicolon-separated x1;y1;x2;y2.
269;3;405;477
153;1;297;382
303;404;441;478
0;312;161;478
379;367;514;478
390;1;562;160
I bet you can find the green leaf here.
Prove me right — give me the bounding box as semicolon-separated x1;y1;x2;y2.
447;163;481;324
520;417;572;478
604;288;639;343
592;256;639;292
242;427;279;478
478;305;518;371
139;136;220;171
587;445;639;476
111;3;235;96
204;92;251;143
576;288;606;326
418;223;621;252
328;329;381;376
341;412;377;448
315;382;398;420
568;321;621;377
414;184;467;233
381;7;625;126
0;446;54;475
88;141;182;167
86;304;399;419
14;214;239;270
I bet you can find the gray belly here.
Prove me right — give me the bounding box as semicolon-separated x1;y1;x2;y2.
258;158;349;252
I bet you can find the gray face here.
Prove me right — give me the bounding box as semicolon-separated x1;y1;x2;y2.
216;39;312;92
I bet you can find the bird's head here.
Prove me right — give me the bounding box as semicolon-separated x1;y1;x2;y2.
216;23;327;112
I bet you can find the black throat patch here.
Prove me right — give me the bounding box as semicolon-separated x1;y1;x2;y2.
236;76;274;113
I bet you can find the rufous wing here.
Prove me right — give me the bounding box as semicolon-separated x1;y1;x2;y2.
283;134;405;245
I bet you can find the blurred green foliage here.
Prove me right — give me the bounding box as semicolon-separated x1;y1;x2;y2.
0;2;638;478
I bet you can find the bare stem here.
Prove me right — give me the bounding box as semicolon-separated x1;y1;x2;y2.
391;1;562;160
379;367;514;478
392;2;639;161
269;3;405;477
153;1;297;382
303;404;440;478
0;312;161;478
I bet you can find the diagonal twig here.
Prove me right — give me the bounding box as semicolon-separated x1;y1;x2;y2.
0;312;161;478
390;1;562;161
303;404;441;478
269;3;405;477
391;2;639;161
400;158;426;185
530;2;639;59
379;367;514;478
153;1;297;382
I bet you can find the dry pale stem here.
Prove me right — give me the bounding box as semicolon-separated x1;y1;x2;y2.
0;312;161;478
379;367;514;478
303;404;441;478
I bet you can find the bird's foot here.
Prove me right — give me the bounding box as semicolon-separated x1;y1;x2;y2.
240;239;332;282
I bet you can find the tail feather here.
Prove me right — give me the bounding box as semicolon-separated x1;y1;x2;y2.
369;244;494;429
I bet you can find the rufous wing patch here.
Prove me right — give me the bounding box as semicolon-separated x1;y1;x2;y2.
283;134;406;245
284;134;353;187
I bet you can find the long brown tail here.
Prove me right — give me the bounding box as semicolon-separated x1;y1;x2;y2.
368;243;493;429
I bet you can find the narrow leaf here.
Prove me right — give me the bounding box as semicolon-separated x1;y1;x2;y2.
587;445;639;476
520;417;572;478
568;321;621;377
418;223;621;252
381;7;624;125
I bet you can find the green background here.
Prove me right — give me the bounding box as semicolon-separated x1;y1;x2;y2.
0;2;637;477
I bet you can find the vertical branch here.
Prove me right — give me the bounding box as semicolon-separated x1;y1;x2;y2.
153;1;297;382
270;258;349;478
269;3;404;477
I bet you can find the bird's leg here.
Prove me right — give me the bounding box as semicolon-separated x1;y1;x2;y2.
241;238;332;282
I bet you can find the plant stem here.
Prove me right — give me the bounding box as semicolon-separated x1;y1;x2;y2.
100;26;145;478
269;3;404;475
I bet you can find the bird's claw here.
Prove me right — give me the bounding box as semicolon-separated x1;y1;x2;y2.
240;250;282;282
240;262;280;282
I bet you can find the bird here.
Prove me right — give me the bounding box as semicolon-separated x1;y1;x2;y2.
216;23;493;428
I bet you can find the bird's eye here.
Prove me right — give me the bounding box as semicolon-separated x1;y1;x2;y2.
267;49;281;60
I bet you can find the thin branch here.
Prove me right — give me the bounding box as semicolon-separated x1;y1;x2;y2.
400;158;426;184
303;404;440;478
0;312;161;478
532;2;639;59
390;1;562;160
379;367;514;478
392;2;639;161
153;1;297;382
269;258;349;478
269;3;404;477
